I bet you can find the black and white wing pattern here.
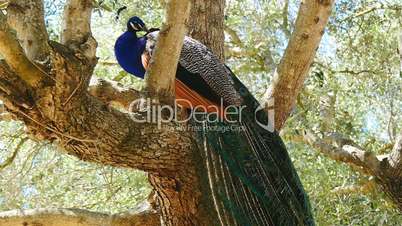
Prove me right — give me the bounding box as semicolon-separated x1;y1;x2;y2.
145;31;243;106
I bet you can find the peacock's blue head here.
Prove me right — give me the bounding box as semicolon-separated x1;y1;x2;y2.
127;16;148;33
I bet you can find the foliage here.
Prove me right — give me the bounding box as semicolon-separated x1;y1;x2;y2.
0;121;150;213
0;0;401;224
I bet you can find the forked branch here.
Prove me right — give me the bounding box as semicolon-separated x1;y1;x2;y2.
61;0;97;60
0;11;46;88
264;0;335;130
6;0;50;61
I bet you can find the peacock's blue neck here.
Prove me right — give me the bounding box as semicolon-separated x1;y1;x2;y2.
114;31;147;78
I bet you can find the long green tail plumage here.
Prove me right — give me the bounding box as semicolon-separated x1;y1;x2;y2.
191;67;314;226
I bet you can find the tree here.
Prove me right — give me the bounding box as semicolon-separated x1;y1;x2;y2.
1;0;400;225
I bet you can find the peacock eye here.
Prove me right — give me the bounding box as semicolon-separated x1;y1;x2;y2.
130;22;140;30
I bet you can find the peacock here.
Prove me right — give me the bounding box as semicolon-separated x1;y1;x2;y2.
114;16;314;226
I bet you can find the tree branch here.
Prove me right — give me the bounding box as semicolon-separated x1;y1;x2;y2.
98;60;119;66
303;130;382;175
0;137;28;171
6;0;50;61
341;3;402;22
399;27;402;77
314;61;379;76
0;59;190;176
0;11;47;88
88;79;141;109
281;0;291;38
288;128;402;209
224;25;273;71
389;132;402;177
145;0;191;101
331;179;376;194
264;0;335;130
0;0;8;8
0;60;36;109
224;25;243;48
61;0;97;61
0;205;159;226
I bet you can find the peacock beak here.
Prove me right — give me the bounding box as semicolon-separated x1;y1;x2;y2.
142;25;149;33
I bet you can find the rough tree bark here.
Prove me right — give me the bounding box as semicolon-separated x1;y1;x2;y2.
0;205;159;226
61;0;97;62
189;0;225;61
0;10;47;88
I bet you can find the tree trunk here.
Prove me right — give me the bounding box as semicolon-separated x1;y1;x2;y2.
189;0;225;60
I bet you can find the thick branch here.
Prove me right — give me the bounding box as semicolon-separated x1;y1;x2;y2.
0;58;189;175
6;0;50;61
88;79;141;109
264;0;335;130
145;0;191;101
0;11;46;88
0;27;213;224
297;128;398;174
61;0;97;60
0;205;159;226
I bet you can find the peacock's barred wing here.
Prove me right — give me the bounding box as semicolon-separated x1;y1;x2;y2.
146;31;242;106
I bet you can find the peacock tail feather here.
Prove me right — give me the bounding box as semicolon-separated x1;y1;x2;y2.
190;68;314;226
